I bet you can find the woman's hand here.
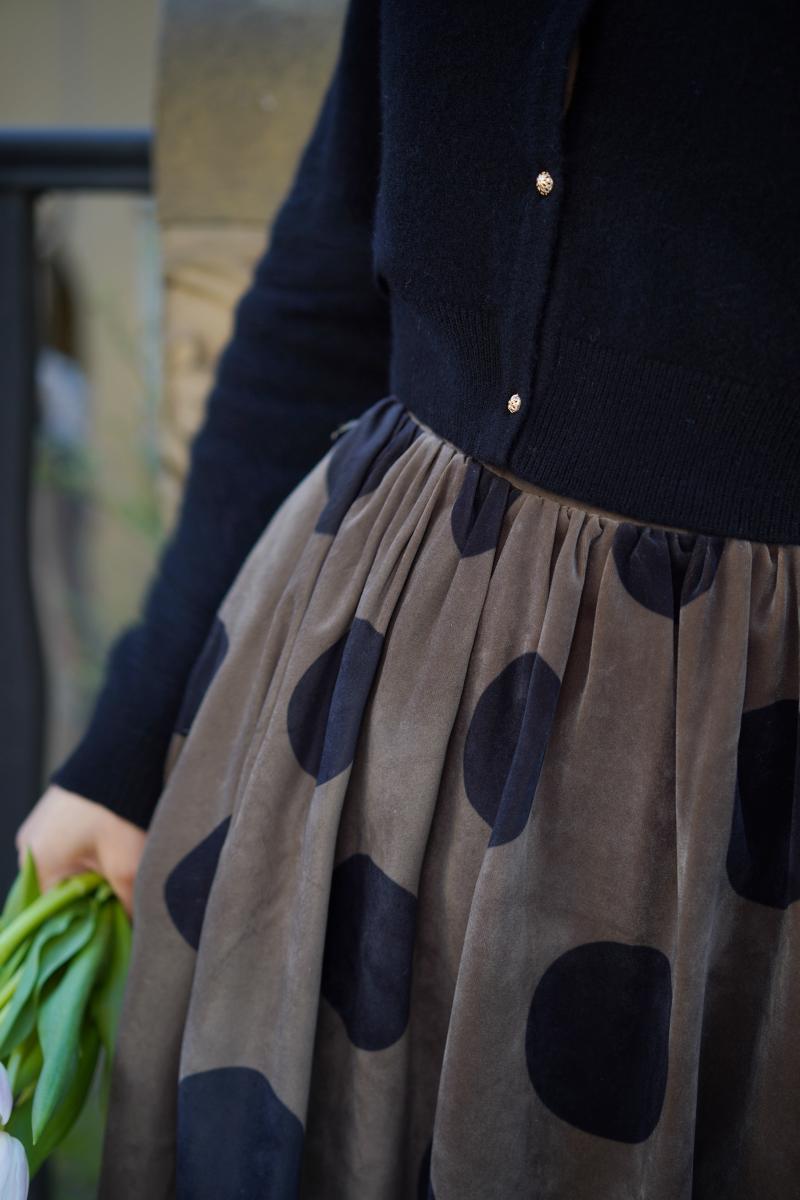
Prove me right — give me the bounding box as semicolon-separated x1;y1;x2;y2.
14;785;148;919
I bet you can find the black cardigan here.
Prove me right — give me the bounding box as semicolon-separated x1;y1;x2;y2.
50;0;800;828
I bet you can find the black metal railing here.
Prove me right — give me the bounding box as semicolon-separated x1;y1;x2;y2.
0;129;151;1199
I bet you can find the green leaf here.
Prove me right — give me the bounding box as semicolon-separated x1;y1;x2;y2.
31;902;113;1143
0;903;93;1060
33;904;98;1002
90;899;132;1112
0;871;102;970
0;849;41;933
0;909;79;1038
6;1018;101;1178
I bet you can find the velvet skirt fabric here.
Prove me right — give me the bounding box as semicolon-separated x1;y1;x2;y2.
97;394;800;1200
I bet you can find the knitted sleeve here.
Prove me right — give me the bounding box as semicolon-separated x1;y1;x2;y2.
47;0;390;830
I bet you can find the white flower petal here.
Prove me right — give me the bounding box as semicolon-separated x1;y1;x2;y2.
0;1063;12;1126
0;1131;29;1200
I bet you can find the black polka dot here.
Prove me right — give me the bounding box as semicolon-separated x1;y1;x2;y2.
315;398;420;536
726;696;800;909
450;461;522;557
612;524;724;619
321;853;417;1051
164;818;231;949
174;614;229;736
417;1139;434;1199
177;1066;303;1200
526;941;672;1143
287;618;385;784
463;652;562;846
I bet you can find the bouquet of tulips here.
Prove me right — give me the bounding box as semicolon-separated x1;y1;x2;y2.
0;849;132;1197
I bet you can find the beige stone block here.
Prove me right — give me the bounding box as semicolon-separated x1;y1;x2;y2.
157;223;268;528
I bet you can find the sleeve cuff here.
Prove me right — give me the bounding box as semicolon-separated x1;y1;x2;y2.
47;717;172;831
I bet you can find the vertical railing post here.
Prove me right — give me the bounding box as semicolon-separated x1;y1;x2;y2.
0;188;46;894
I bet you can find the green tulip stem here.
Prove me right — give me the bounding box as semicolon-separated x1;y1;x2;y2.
0;873;103;969
15;1078;37;1110
0;965;24;1009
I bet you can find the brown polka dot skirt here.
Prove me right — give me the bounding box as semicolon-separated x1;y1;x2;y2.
97;395;800;1199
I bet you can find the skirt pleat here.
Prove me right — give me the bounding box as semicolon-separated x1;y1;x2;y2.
97;394;800;1200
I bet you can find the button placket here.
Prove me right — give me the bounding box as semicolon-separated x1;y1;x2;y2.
502;168;555;419
497;6;590;448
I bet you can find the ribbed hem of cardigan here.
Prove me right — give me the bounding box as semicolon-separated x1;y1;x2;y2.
519;332;800;546
389;288;800;545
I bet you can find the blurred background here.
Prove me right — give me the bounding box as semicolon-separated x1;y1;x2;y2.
0;0;345;1193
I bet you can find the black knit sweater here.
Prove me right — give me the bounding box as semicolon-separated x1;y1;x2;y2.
49;0;800;828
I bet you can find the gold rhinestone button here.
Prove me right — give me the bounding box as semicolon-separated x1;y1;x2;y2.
535;170;554;196
507;393;522;413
